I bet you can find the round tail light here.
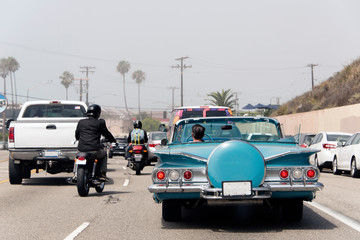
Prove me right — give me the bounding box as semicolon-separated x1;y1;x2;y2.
156;170;166;181
279;169;289;179
183;170;193;180
306;169;316;179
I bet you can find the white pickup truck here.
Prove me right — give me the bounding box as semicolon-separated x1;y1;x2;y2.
8;100;87;184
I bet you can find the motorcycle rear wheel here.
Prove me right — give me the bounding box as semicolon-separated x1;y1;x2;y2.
77;165;90;197
135;163;141;175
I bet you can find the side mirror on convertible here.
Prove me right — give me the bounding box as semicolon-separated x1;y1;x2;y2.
161;139;168;146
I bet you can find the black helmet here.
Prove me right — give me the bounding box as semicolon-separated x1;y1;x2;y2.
86;104;101;119
133;120;142;129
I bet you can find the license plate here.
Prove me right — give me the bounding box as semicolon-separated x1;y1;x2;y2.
222;181;252;196
43;150;59;157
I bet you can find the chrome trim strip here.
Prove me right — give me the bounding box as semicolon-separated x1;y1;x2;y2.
265;149;318;161
169;152;208;162
148;182;324;194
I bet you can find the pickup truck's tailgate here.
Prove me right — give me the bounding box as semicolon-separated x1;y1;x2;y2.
13;121;79;148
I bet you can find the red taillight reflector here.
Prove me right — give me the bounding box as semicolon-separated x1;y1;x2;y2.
134;150;142;154
77;156;85;160
183;170;193;180
300;144;308;148
279;169;289;179
149;143;159;148
157;170;166;180
307;169;316;178
322;143;336;149
8;127;14;143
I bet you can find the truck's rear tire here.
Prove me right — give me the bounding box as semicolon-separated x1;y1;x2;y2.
77;166;90;197
9;159;23;184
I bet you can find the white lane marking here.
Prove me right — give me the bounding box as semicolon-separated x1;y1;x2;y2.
122;166;127;170
123;179;129;187
64;222;90;240
306;202;360;233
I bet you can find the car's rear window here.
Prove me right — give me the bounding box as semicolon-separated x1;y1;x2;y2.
151;132;167;140
327;134;351;142
117;138;127;143
23;104;86;118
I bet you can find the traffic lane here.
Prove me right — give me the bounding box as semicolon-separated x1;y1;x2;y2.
315;169;360;223
0;156;129;240
77;165;359;240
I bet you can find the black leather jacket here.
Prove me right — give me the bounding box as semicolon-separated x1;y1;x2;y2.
75;117;116;152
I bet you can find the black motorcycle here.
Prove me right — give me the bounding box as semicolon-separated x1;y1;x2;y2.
74;152;106;197
128;144;148;175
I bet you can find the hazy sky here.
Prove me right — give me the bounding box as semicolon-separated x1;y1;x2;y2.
1;0;360;112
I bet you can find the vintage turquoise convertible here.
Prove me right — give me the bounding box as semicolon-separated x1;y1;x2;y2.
148;116;324;222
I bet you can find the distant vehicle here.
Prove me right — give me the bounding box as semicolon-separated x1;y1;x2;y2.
147;131;167;162
333;132;360;178
168;106;233;138
294;133;316;148
309;132;352;171
109;137;127;158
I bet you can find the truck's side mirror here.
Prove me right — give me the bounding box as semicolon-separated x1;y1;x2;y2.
5;119;14;130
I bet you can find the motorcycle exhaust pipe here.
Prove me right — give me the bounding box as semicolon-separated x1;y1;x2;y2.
129;162;134;169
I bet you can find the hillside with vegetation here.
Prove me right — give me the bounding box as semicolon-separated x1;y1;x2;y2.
271;57;360;116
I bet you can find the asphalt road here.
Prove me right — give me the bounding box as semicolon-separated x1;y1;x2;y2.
0;150;360;240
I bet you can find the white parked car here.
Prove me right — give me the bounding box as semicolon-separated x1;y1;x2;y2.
147;131;167;162
333;132;360;177
309;132;352;171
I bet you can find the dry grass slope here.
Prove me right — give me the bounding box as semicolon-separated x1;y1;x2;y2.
271;58;360;116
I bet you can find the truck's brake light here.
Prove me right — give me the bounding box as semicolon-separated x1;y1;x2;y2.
9;127;14;143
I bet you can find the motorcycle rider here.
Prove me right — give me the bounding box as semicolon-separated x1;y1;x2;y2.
71;104;116;182
126;120;148;163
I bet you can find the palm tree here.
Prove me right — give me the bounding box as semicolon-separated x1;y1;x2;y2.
0;58;9;96
207;89;235;108
60;71;74;100
7;57;20;107
132;70;146;120
116;61;131;119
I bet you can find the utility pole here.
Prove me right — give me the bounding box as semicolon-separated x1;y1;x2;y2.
80;66;95;105
73;78;89;102
167;86;179;110
172;57;192;107
307;64;318;90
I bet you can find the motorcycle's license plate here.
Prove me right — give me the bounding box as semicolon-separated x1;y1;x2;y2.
222;181;251;196
134;154;142;161
43;150;59;157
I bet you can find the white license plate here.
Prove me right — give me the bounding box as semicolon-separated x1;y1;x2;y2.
222;181;252;196
76;159;87;165
43;150;59;157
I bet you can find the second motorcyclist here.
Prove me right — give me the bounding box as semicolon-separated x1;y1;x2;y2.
126;120;148;164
